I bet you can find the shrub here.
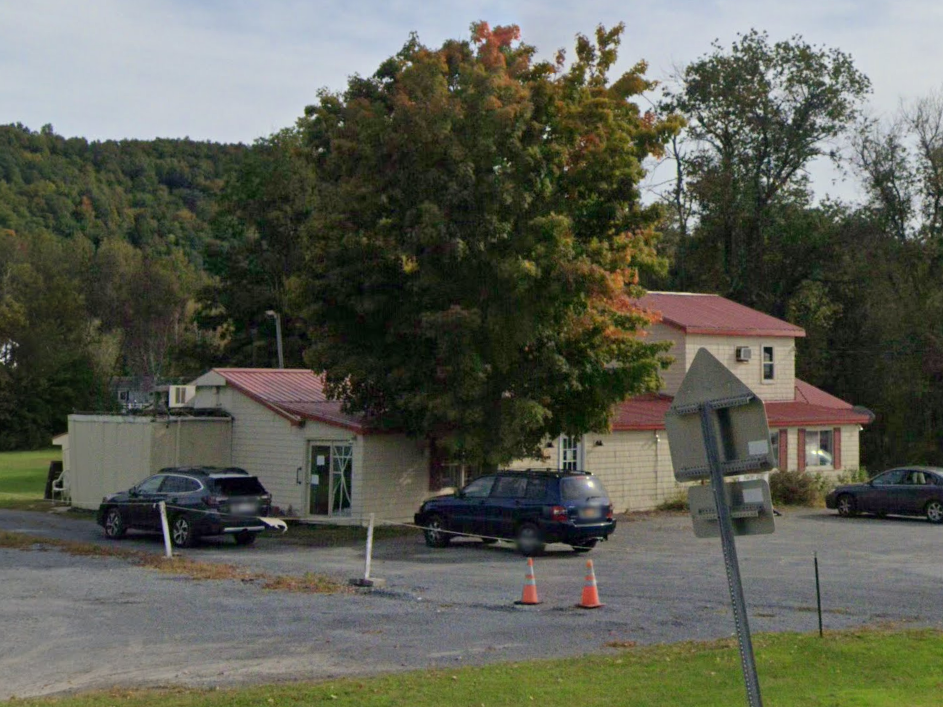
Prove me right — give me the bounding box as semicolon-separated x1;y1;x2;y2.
837;467;869;484
768;469;823;506
657;490;689;512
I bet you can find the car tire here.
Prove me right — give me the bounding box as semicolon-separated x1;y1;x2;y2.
103;507;126;539
234;531;256;546
571;539;598;553
836;494;857;517
515;523;545;557
170;515;195;548
926;500;943;524
423;514;451;548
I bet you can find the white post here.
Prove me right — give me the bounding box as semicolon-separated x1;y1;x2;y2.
364;513;375;581
158;501;173;559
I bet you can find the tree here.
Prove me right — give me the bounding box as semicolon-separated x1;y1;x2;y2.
296;23;681;467
662;30;871;312
198;128;314;368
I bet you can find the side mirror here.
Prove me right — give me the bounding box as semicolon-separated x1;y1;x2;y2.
455;489;465;498
129;487;139;497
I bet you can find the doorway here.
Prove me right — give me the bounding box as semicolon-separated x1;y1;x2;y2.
307;442;353;517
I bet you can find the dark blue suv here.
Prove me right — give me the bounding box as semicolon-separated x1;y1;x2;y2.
414;469;616;555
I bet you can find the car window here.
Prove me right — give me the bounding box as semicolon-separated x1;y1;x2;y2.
492;476;528;498
872;469;906;486
905;471;932;485
137;475;166;493
525;477;548;500
462;476;495;499
561;476;609;501
213;477;266;496
161;476;202;493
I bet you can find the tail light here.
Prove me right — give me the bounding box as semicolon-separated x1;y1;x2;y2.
203;495;222;508
550;506;569;522
606;505;613;521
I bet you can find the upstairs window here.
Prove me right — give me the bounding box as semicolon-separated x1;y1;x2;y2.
762;346;775;382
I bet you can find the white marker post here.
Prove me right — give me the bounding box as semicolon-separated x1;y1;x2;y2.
158;501;173;559
349;513;383;587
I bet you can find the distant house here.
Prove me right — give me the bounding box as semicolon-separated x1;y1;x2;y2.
513;292;872;511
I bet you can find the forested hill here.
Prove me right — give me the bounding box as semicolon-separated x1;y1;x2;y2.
0;123;246;259
0;123;250;449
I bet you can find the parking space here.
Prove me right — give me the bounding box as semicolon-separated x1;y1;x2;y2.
3;508;943;698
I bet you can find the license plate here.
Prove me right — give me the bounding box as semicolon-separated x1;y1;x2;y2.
233;503;257;515
578;507;601;519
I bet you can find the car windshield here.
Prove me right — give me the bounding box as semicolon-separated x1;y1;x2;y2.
561;476;609;502
212;477;266;496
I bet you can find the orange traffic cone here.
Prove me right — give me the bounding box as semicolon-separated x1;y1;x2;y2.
577;559;604;609
515;557;542;605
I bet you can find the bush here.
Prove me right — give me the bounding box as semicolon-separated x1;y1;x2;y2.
657;490;689;512
768;469;825;506
837;467;869;484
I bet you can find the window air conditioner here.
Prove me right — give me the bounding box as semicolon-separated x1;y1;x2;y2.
735;346;752;362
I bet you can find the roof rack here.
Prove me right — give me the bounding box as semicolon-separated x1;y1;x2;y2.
502;467;592;476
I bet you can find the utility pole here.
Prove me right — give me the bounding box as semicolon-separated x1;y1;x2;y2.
265;310;284;369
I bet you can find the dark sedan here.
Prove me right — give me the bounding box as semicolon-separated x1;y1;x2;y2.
825;466;943;523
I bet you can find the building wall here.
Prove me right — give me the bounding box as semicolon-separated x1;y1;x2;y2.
67;416;232;510
649;323;687;395
356;434;429;523
645;328;797;402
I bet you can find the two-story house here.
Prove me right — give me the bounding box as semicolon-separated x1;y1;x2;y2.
535;292;872;512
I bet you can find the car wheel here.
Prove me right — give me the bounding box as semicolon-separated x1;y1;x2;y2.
926;500;943;524
234;531;256;546
515;523;545;557
103;508;126;539
836;494;857;517
571;539;598;553
170;515;195;547
424;514;451;548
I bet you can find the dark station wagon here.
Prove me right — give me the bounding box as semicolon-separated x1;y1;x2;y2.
414;469;616;555
97;466;272;547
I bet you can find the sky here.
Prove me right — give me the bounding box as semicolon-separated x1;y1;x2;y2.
2;0;942;202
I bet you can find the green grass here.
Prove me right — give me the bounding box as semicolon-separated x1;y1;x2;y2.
0;448;60;508
8;628;943;706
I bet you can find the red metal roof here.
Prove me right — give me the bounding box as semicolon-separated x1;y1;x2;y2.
612;379;871;431
208;368;368;433
635;292;806;338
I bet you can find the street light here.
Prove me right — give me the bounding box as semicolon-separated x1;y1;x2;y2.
265;310;284;369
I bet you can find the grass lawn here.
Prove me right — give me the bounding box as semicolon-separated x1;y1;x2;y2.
9;628;943;706
0;448;60;508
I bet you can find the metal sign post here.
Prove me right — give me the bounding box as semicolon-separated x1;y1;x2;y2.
664;348;776;707
700;403;763;707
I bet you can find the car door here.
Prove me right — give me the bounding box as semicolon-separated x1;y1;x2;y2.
861;469;907;514
899;470;939;515
487;475;529;539
130;474;168;530
450;476;496;534
893;470;926;514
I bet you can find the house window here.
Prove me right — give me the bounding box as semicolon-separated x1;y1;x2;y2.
560;435;582;471
762;346;775;382
804;429;833;468
770;431;780;468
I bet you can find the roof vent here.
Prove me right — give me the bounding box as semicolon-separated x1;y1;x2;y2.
735;346;752;362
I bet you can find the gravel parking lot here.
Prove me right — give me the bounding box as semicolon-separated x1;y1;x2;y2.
2;507;942;699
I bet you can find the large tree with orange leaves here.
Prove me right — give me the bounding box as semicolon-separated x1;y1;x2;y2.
297;22;682;466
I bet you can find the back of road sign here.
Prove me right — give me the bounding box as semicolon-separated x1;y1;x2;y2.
665;348;775;483
688;479;775;538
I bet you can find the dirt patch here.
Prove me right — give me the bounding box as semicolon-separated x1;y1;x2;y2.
0;530;351;594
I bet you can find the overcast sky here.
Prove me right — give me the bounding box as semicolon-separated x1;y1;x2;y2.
1;0;940;201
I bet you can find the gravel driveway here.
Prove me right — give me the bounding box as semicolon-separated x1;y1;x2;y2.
2;507;941;698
